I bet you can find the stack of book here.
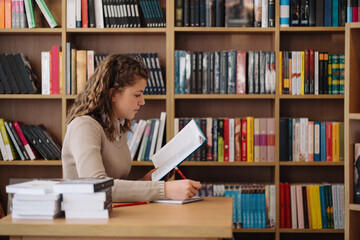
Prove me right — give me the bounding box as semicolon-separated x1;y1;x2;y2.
53;178;114;219
6;180;62;219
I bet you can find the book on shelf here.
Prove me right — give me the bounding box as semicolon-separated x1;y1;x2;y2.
151;119;206;181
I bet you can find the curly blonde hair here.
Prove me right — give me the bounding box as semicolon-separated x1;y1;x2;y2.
66;54;149;141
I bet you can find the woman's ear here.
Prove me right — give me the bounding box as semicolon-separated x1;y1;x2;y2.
108;88;115;101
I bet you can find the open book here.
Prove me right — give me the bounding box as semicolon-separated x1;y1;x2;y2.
151;119;207;181
152;196;204;204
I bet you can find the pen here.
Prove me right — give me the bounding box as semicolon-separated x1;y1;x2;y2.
174;166;187;180
113;202;148;208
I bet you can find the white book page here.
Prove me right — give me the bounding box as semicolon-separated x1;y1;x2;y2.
151;120;206;181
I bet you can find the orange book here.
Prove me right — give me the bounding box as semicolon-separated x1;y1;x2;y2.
59;51;63;94
0;0;4;28
4;0;11;28
81;0;88;28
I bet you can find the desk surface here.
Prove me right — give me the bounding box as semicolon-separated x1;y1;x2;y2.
0;197;233;239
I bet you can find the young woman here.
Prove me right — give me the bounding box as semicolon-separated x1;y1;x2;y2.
62;54;201;202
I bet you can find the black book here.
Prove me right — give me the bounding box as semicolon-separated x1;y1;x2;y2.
35;125;62;160
0;54;20;94
290;0;300;26
319;52;324;94
197;51;202;94
88;0;96;27
175;0;183;26
215;0;225;27
191;51;198;94
0;64;12;93
9;122;29;160
200;119;206;161
316;0;324;26
279;119;289;161
194;0;200;26
208;52;214;94
199;0;205;27
14;54;36;94
28;125;58;160
268;0;275;27
6;54;28;94
300;0;309;26
302;186;309;228
0;79;4;94
190;0;195;26
103;0;110;27
339;0;347;26
184;0;190;26
323;53;328;94
153;53;165;94
21;125;50;160
19;53;40;93
309;0;316;26
219;51;228;94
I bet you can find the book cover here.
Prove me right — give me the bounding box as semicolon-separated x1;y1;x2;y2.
53;177;114;193
35;0;57;28
246;116;253;162
225;0;254;27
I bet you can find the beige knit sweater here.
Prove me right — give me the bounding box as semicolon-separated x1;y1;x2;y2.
61;115;165;202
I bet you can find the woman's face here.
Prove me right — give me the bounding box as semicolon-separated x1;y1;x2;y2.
111;78;147;120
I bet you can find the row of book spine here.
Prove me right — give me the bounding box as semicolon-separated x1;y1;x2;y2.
280;0;347;27
280;119;344;162
175;50;276;95
0;0;57;28
41;46;63;95
280;51;344;95
0;118;61;161
127;112;166;161
175;0;275;28
0;53;40;94
175;117;275;163
280;183;344;229
195;183;276;229
67;0;165;28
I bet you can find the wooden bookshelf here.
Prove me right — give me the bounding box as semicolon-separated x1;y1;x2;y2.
0;1;348;240
345;22;360;240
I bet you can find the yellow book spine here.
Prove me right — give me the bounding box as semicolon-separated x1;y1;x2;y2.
300;51;305;95
279;51;282;95
315;185;323;229
0;119;13;160
332;122;339;161
246;117;254;162
310;185;318;229
306;185;313;229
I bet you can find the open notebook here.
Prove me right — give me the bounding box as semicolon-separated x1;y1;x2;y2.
151;196;204;204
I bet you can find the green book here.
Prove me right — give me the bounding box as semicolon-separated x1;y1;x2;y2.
217;119;224;162
327;55;332;94
339;54;345;94
331;55;339;95
24;0;36;28
35;0;57;28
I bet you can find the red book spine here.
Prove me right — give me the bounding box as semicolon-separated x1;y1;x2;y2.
304;49;310;94
285;183;292;228
280;183;286;228
81;0;88;28
326;122;333;161
234;118;241;161
224;118;229;162
241;118;247;162
51;45;59;94
353;7;359;22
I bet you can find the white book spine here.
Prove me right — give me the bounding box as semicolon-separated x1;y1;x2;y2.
149;119;160;158
41;51;50;95
174;118;179;136
269;184;276;228
261;0;268;28
229;118;234;162
290;185;297;229
94;0;104;28
308;122;314;162
332;184;339;229
35;0;57;28
137;120;151;161
130;120;147;159
297;51;301;95
75;0;81;27
155;112;166;153
67;0;76;28
0;128;9;160
339;184;344;229
292;51;297;95
87;50;94;80
24;0;34;28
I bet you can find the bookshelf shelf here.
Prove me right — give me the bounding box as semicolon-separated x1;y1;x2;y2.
131;161;276;167
0;28;63;34
0;160;62;166
278;95;344;99
279;229;344;233
232;228;276;233
0;95;63;99
349;204;360;211
279;27;345;32
66;28;167;34
349;114;360;120
175;94;276;99
279;162;344;166
174;27;276;33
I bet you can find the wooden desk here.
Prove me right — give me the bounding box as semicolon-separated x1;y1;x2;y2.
0;197;232;240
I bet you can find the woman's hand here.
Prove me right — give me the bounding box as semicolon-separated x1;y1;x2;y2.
164;180;201;200
141;168;157;181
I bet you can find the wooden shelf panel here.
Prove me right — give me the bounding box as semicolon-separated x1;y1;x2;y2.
174;27;276;32
175;94;276;99
279;95;344;99
349;113;360;120
0;28;63;34
280;27;345;32
348;22;360;29
66;28;166;34
280;162;344;166
279;229;344;233
0;160;62;166
350;204;360;211
232;228;275;233
0;94;63;99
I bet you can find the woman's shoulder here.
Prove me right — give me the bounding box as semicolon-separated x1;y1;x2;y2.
68;115;103;131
